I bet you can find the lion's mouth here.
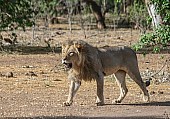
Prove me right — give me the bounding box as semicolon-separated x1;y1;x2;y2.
64;63;72;69
62;59;73;69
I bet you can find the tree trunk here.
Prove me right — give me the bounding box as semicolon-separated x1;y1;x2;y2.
82;0;106;29
145;0;162;28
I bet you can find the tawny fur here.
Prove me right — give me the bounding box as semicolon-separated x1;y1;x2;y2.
62;40;150;106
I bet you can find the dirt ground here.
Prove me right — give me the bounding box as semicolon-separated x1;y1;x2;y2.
0;28;170;119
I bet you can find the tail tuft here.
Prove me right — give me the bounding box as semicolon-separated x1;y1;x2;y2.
145;78;152;87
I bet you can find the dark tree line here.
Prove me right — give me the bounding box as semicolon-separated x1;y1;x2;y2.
0;0;170;52
0;0;146;30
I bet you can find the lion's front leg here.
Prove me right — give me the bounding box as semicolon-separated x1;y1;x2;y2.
64;80;81;106
96;73;104;106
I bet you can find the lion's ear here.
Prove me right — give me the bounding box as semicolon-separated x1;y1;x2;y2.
76;44;83;52
74;40;86;52
77;45;83;52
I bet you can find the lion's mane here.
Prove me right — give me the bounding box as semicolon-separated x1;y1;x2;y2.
75;41;99;81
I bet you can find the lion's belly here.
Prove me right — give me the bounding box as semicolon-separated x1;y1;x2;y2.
104;67;119;76
101;56;125;76
102;59;127;76
103;66;126;76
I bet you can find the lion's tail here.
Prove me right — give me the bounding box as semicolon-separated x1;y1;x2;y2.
145;78;152;87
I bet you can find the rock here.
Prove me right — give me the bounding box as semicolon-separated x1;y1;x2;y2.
5;72;14;78
25;71;38;77
39;70;45;74
158;91;164;94
22;65;35;68
150;91;156;95
0;72;3;77
154;80;160;85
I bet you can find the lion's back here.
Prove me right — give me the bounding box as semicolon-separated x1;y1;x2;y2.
98;46;137;75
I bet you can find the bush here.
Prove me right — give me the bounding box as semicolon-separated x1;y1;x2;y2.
133;25;170;53
133;0;170;53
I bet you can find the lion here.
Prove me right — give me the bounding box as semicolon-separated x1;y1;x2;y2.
61;40;150;106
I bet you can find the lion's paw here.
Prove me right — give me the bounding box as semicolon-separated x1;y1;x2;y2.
112;99;121;104
63;101;72;106
143;95;150;102
96;101;104;106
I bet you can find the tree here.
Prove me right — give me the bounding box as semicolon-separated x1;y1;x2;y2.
82;0;106;29
0;0;34;31
145;0;162;28
133;0;170;52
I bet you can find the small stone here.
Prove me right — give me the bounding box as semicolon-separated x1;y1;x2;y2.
39;71;45;74
117;36;120;39
0;72;3;77
22;65;34;68
5;72;14;78
150;91;156;95
158;91;164;94
25;71;38;77
154;80;160;85
80;103;84;106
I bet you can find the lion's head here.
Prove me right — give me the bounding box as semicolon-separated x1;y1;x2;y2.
62;40;99;81
62;40;85;69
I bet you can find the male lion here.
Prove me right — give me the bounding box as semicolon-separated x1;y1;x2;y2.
62;40;150;106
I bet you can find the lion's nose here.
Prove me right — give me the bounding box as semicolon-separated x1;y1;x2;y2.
62;59;66;64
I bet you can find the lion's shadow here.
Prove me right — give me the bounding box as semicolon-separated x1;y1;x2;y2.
105;101;170;106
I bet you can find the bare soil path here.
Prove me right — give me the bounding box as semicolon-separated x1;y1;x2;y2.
0;29;170;119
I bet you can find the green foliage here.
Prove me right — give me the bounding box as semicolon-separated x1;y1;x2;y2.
0;0;59;31
0;0;35;31
133;0;170;53
37;0;58;16
128;0;150;31
133;25;170;53
150;0;170;25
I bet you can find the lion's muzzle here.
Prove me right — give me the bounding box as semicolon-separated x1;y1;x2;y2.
62;59;72;69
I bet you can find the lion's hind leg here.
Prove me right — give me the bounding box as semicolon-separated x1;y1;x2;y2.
127;68;150;102
113;70;128;103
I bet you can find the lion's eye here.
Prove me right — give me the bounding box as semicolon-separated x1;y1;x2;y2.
69;52;74;56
